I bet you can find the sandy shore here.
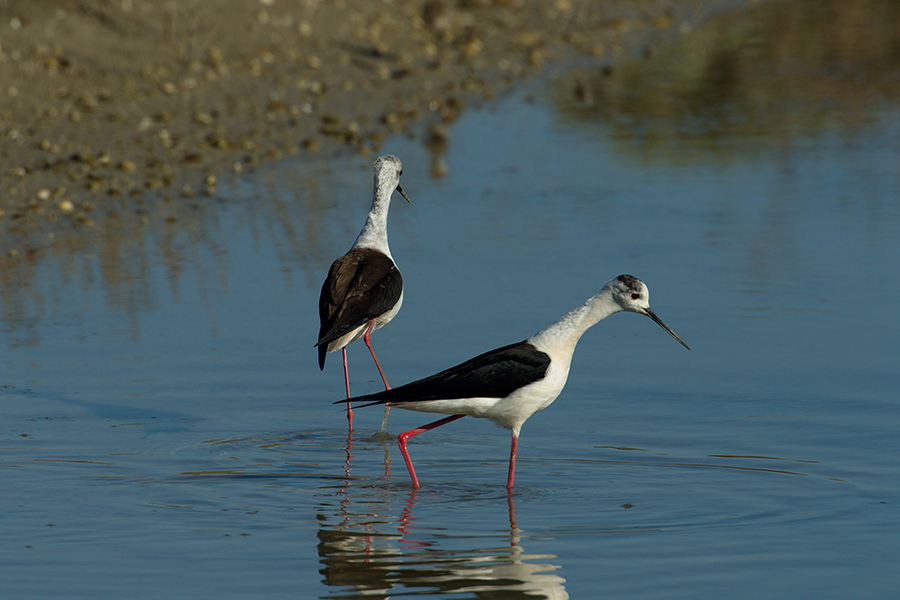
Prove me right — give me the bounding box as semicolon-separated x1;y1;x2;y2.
0;0;719;255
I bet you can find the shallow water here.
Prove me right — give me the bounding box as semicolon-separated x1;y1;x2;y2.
3;1;900;598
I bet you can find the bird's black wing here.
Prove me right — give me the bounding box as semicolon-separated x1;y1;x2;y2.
338;340;551;405
316;248;402;367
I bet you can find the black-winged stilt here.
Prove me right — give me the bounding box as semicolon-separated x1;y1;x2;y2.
316;155;410;430
341;274;689;491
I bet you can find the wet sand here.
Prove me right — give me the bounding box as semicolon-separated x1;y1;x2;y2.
0;0;728;255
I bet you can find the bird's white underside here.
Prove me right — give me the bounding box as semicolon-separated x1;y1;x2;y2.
394;358;572;436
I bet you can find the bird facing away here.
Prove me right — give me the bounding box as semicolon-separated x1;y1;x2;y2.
340;274;690;491
316;155;410;431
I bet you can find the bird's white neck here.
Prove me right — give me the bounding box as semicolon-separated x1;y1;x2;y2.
529;284;622;362
352;177;395;256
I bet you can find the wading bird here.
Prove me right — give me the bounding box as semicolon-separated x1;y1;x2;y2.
317;155;409;431
340;274;689;490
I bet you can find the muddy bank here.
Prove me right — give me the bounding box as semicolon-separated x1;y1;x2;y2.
0;0;727;256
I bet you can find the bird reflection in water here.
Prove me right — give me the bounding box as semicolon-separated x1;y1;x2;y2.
340;430;394;483
317;490;568;599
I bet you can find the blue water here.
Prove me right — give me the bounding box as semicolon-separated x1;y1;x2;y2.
3;2;900;598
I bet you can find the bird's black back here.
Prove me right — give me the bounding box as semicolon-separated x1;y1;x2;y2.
316;247;402;369
344;340;551;406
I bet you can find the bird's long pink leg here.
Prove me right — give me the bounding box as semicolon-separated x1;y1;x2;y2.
397;414;465;488
363;319;392;430
507;435;519;493
363;319;391;390
342;347;353;430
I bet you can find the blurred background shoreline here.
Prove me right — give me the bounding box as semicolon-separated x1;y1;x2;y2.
0;0;743;255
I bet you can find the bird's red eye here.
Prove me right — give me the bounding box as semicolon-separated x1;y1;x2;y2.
632;293;641;300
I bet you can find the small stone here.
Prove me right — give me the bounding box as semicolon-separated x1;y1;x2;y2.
194;112;214;125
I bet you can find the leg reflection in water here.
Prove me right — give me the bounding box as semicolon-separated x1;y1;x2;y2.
317;486;568;598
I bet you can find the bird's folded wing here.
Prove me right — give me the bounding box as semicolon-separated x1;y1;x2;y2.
317;249;402;347
345;341;551;405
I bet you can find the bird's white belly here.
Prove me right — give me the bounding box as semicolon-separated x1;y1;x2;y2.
397;360;570;435
326;326;366;353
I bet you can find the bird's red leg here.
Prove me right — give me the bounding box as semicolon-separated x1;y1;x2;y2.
363;319;393;430
363;319;391;390
397;414;465;488
507;435;519;493
342;347;353;430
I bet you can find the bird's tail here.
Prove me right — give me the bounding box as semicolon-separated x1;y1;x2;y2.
317;344;327;370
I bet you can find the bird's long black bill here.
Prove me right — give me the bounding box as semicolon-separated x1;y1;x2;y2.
396;185;411;203
644;308;690;350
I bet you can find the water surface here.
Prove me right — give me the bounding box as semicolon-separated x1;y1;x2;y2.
3;1;899;598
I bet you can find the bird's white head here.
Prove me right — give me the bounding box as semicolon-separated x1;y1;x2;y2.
607;274;651;312
608;274;691;350
373;155;410;203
